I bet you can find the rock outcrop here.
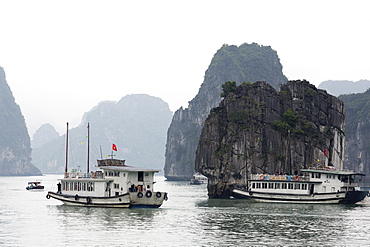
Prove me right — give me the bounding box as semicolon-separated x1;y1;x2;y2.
0;67;42;176
32;123;60;149
195;80;345;198
164;43;287;180
339;90;370;183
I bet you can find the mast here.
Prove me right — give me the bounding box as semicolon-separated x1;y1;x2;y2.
87;123;90;173
65;122;69;174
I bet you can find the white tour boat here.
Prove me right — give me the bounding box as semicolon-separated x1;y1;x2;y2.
46;158;168;208
46;123;168;208
190;172;208;185
232;167;369;204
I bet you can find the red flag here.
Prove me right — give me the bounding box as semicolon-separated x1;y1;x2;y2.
324;148;327;156
112;144;117;151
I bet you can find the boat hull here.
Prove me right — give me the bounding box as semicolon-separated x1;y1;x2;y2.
47;191;167;208
26;186;44;190
232;189;368;204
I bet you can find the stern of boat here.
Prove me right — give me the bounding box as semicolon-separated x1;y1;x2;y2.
129;191;168;208
341;190;369;204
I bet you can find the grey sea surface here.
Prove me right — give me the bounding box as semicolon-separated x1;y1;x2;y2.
0;175;369;246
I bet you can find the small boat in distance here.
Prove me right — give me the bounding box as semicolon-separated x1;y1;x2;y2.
46;123;168;208
190;172;208;185
232;167;369;204
26;181;44;190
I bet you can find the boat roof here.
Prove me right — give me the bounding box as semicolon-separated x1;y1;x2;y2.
99;166;160;173
28;182;41;184
301;168;365;176
96;159;160;173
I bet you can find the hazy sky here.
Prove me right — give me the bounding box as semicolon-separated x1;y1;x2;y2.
1;1;369;137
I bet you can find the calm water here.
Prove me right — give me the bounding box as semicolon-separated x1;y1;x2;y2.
0;175;370;247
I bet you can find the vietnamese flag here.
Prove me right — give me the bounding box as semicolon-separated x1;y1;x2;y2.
112;144;117;151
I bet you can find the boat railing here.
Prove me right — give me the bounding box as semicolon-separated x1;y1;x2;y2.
65;171;104;179
250;174;309;181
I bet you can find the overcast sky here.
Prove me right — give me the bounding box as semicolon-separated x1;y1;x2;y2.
1;0;369;137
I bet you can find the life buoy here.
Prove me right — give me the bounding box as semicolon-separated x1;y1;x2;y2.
164;193;168;201
156;192;162;198
75;194;79;201
86;197;91;204
367;192;370;197
137;192;143;198
260;174;265;180
46;194;51;199
146;191;152;198
294;176;300;181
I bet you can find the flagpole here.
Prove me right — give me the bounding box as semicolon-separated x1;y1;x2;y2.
65;122;69;175
87;123;90;173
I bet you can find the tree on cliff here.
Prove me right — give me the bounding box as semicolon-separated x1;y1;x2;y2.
221;81;237;97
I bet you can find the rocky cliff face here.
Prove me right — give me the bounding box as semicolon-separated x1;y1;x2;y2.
0;67;42;176
339;90;370;183
195;80;345;198
164;43;287;180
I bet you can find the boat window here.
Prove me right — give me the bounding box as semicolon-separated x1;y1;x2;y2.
275;183;280;189
87;182;94;191
252;183;255;189
138;172;144;182
322;186;326;193
268;183;274;189
288;183;293;189
315;173;321;178
114;183;119;189
302;184;307;190
256;183;261;189
294;183;300;190
145;172;149;176
311;173;315;178
331;187;336;192
262;183;267;189
282;183;287;189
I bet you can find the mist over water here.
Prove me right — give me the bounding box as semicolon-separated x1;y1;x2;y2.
1;175;369;246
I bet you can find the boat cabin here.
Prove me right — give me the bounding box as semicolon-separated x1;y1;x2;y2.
60;159;159;197
249;168;364;195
